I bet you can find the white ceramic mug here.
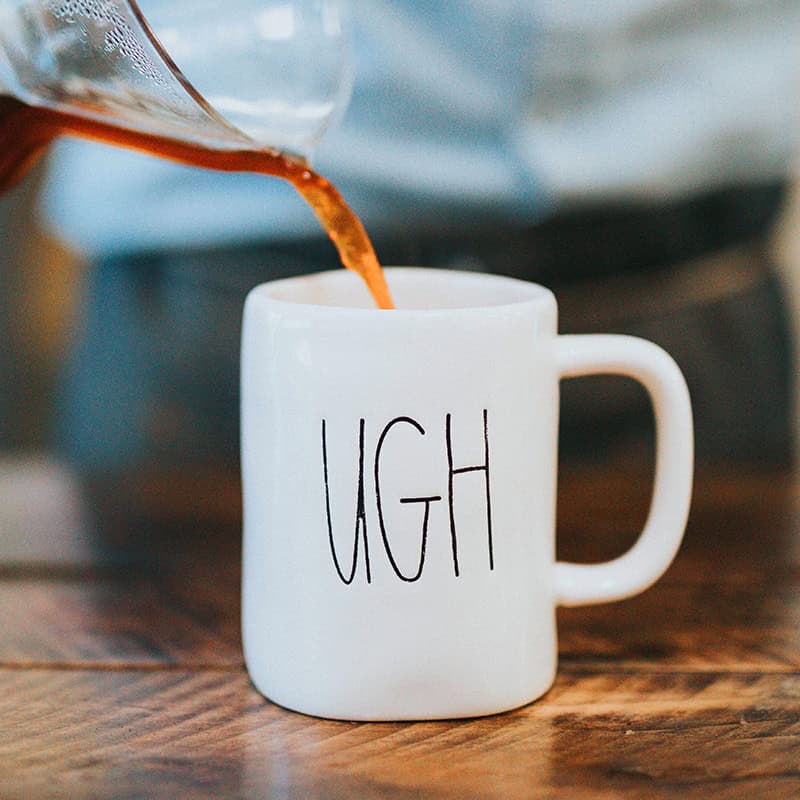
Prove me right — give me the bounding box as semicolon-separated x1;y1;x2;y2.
241;267;693;720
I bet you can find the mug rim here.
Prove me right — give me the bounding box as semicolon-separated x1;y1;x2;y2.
247;267;555;316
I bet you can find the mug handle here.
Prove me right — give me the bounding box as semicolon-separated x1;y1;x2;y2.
554;334;694;606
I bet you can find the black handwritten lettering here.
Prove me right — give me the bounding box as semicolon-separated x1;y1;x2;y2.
321;418;371;584
446;409;494;575
374;416;442;582
321;410;494;586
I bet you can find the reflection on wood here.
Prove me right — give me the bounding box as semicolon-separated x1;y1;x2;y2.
1;670;798;799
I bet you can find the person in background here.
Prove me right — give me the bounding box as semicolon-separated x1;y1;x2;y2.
41;0;800;472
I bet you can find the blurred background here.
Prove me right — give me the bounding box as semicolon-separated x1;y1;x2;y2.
2;0;800;529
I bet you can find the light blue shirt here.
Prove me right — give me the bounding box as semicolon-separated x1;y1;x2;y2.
42;1;800;258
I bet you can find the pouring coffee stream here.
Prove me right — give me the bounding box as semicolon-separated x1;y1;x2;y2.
0;95;395;309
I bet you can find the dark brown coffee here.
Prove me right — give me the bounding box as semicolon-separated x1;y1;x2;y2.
0;96;394;309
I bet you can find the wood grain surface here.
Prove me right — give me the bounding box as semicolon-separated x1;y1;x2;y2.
1;463;799;798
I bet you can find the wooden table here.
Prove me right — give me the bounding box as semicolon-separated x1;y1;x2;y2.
1;459;798;799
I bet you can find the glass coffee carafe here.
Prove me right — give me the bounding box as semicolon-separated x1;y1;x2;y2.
0;0;393;307
0;0;353;166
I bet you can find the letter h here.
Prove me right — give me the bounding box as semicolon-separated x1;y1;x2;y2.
445;409;494;576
